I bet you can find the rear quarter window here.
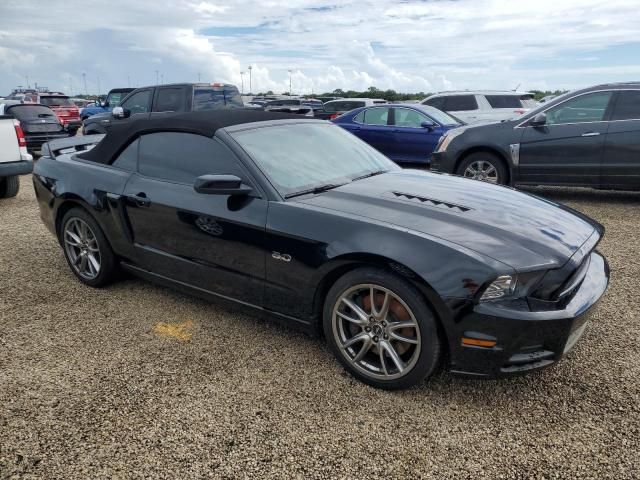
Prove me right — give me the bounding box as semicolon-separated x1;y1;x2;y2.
193;87;243;110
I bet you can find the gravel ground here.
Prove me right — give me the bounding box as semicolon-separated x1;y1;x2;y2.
1;176;639;479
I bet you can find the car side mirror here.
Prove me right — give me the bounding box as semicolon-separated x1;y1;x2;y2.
112;106;130;119
194;174;253;196
421;120;436;130
530;112;547;127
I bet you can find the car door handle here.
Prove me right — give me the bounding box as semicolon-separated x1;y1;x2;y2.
581;132;600;137
127;193;150;207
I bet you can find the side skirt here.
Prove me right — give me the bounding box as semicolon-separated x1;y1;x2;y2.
120;262;315;332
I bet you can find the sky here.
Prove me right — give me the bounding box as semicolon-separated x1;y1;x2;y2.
1;0;640;96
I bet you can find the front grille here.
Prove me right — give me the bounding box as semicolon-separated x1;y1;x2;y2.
391;191;472;213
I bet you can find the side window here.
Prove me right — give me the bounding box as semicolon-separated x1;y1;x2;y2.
485;95;522;109
610;90;640;121
423;97;445;110
155;87;184;112
393;108;429;128
443;95;478;112
363;107;390;125
545;91;613;125
112;138;139;171
138;132;246;184
353;111;365;123
121;90;152;114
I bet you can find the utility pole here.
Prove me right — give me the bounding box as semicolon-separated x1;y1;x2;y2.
288;69;292;96
247;65;252;94
240;71;245;94
82;72;87;96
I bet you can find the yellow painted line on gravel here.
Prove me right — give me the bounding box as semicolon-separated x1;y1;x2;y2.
153;320;195;341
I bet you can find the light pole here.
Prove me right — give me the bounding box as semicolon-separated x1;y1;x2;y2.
155;70;159;85
247;65;252;94
97;76;101;96
198;72;201;82
82;72;87;96
240;71;245;94
288;69;292;96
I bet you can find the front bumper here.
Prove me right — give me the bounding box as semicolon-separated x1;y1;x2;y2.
0;160;33;177
429;151;455;173
447;251;609;378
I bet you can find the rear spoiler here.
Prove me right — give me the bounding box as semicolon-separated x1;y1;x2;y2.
41;134;105;158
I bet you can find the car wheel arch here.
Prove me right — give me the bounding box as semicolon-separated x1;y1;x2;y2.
311;253;451;352
456;147;511;184
54;198;99;243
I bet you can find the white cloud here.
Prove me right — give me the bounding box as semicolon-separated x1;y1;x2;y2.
0;0;639;95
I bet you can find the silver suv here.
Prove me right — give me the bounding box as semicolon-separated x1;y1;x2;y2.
421;91;537;124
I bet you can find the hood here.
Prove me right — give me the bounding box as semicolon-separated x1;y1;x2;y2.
296;170;597;271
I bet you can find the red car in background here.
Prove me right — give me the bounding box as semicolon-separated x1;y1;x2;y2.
22;92;81;135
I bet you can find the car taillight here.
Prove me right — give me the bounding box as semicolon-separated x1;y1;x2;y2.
13;120;26;147
513;109;526;115
329;114;338;120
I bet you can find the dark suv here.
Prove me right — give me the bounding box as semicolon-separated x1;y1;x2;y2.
430;82;640;190
83;83;243;134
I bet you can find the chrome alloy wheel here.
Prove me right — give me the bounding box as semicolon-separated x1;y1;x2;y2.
332;284;421;380
463;160;499;183
63;218;101;280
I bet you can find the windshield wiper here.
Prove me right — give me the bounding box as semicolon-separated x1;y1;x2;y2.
284;183;347;199
351;169;388;182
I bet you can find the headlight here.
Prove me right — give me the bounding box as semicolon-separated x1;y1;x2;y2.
480;275;515;301
479;271;546;302
435;128;464;153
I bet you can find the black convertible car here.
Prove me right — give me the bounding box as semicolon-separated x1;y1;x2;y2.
33;110;609;389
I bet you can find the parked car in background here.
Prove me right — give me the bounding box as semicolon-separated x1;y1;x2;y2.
80;88;135;120
34;110;609;389
332;103;462;165
71;98;93;109
421;91;537;124
0;102;69;155
316;96;342;103
302;99;324;110
316;98;388;120
0;109;33;198
17;92;82;135
82;83;243;134
431;82;640;189
263;99;314;116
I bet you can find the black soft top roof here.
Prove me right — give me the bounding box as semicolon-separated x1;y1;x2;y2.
78;109;308;165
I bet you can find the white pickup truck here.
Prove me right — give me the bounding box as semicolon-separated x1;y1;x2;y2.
0;114;33;198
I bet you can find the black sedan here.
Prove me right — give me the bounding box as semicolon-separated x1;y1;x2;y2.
431;82;640;189
33;110;609;389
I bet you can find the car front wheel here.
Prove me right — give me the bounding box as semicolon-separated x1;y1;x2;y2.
324;268;441;389
457;152;507;185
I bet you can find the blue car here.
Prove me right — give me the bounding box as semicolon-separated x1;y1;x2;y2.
332;103;462;165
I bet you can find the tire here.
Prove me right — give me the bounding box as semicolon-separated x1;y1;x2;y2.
323;267;441;390
0;176;19;198
456;152;508;185
60;207;118;287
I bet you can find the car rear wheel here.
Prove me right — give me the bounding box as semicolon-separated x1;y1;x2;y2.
60;208;118;287
0;176;20;198
323;267;441;390
457;152;507;185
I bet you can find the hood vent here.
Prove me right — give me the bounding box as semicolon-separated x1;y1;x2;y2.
391;191;472;213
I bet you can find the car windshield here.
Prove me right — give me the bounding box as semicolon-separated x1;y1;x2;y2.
40;96;74;107
7;105;56;120
230;122;399;197
414;105;461;126
193;87;244;110
106;91;129;106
